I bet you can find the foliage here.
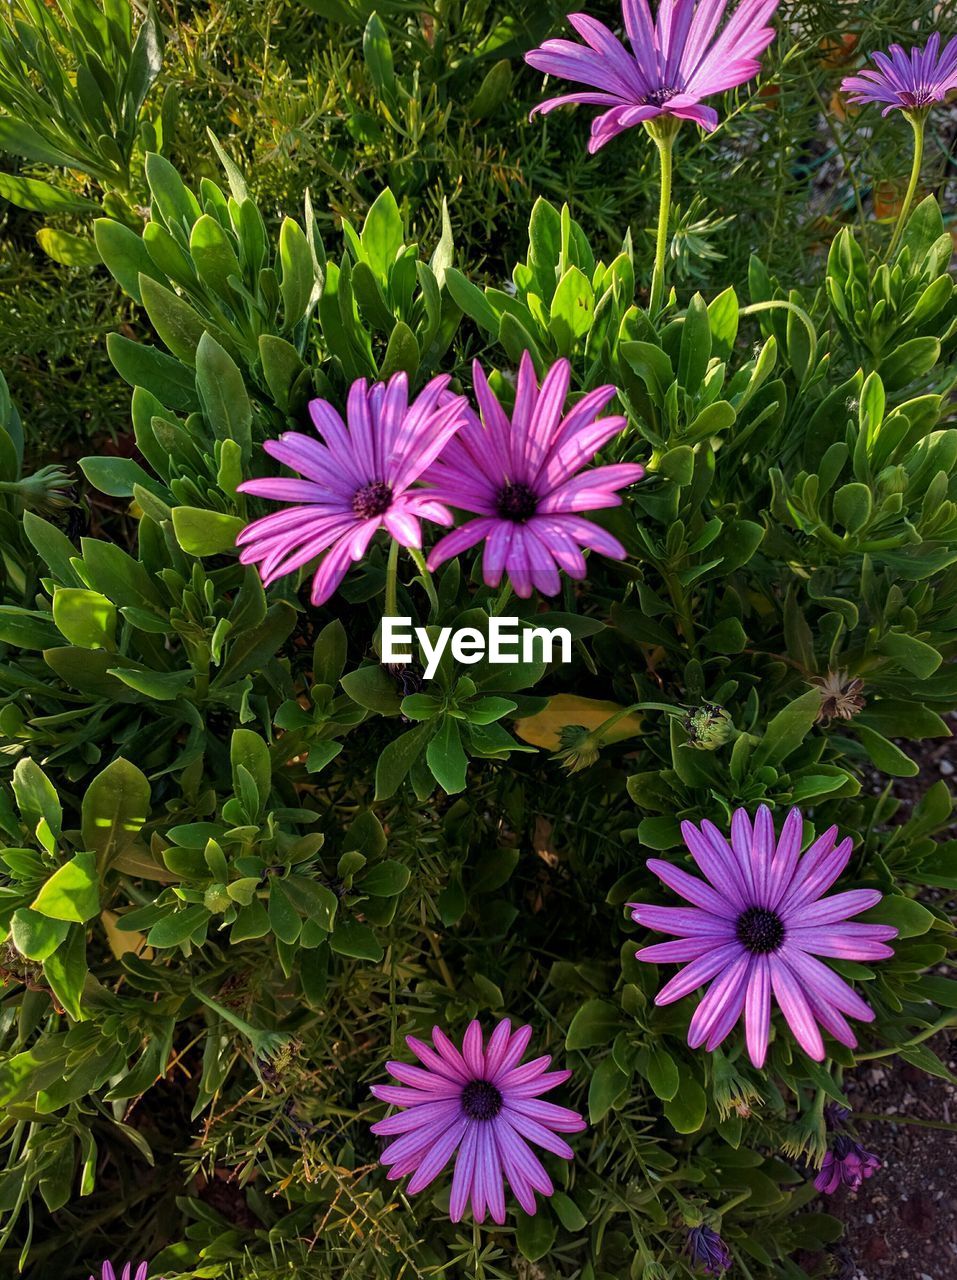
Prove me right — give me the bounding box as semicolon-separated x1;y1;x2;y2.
0;1;955;1278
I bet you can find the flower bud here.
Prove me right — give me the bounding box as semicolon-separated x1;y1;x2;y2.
683;702;734;749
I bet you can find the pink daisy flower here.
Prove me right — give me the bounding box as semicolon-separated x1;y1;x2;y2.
236;373;468;605
425;353;644;597
525;0;780;150
90;1266;151;1280
629;806;898;1067
370;1018;586;1224
841;33;957;116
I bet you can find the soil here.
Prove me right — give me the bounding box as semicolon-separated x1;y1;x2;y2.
821;726;957;1280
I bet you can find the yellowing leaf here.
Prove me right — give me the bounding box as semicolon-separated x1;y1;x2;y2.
514;695;643;751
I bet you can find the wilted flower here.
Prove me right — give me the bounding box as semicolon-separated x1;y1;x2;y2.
237;373;468;605
370;1018;586;1223
525;0;780;150
814;1135;881;1194
841;34;957;116
0;464;75;515
555;723;603;773
710;1048;762;1120
812;671;865;724
89;1266;151;1280
629;806;898;1066
684;702;734;749
426;353;644;597
686;1224;732;1274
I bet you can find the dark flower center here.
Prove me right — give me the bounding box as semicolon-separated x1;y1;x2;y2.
352;480;393;519
899;89;934;109
644;86;679;107
496;482;538;522
461;1079;503;1121
735;905;785;954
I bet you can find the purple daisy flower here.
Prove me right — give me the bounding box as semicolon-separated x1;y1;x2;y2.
90;1266;150;1280
369;1018;586;1224
687;1224;732;1274
525;0;780;150
814;1136;881;1194
236;373;468;605
628;806;898;1067
425;353;644;597
841;33;957;116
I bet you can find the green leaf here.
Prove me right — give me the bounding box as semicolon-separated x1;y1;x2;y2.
861;895;934;939
95;218;165;304
515;1208;556;1262
10;908;70;962
0;172;97;214
754;689;822;766
379;320;419;378
677;292;711;392
12;758;62;838
106;333;199;411
79;455;162;499
361;187;403;280
565;999;619;1050
850;724;918;778
279;216;316;327
32;852;100;923
641;1047;679;1101
36;228;101;267
172;506;245;555
588;1055;629;1122
444;267;501;334
360;860;410;897
190;213;242;296
877;631;942;679
374;722;430;799
195;331;253;459
43;924;88;1021
468;59;513;119
426;718;468;794
550;1192;587;1232
231;729;271;812
329;918;383;962
147;904;208;947
81;758;151;865
341;664;402;715
549;265;595;352
664;1075;707;1133
53;588;117;650
0;118;78;167
140;275;208;366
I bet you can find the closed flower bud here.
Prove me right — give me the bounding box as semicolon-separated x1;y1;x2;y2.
683;702;734;749
2;465;75;515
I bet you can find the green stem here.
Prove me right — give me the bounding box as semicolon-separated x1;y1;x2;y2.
738;300;818;379
886;110;926;260
856;1010;957;1060
407;546;439;617
384;538;399;618
649;129;675;317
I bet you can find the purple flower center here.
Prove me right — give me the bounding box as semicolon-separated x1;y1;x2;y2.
352;480;393;518
898;88;934;108
496;482;538;522
644;85;679;107
735;905;785;954
461;1079;502;1121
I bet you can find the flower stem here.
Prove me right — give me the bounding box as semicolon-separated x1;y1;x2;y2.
886;110;925;260
407;546;439;616
384;539;399;618
649;129;675;317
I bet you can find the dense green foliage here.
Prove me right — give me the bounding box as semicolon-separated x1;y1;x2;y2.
0;1;954;1277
